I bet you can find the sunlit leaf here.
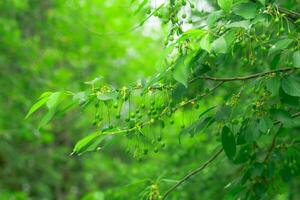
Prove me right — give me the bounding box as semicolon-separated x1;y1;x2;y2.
173;54;193;88
25;95;50;119
46;92;62;109
226;20;251;29
212;36;227;54
97;91;118;101
233;3;257;19
200;34;212;53
72;132;106;155
217;0;233;13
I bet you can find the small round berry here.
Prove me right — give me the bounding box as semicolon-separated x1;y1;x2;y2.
157;136;162;142
113;102;118;109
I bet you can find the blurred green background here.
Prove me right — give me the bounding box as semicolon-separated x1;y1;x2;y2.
0;0;166;199
1;0;300;200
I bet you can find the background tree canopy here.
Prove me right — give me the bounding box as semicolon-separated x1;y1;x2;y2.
1;0;300;199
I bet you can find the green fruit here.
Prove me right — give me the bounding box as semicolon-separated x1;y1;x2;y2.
143;149;148;155
154;147;159;153
161;143;166;148
113;102;118;109
174;17;178;23
146;8;151;15
125;117;130;122
130;112;135;118
157;136;162;142
188;19;192;24
137;113;143;119
182;0;187;6
170;119;174;124
182;13;187;19
141;103;146;109
190;3;195;8
180;124;185;129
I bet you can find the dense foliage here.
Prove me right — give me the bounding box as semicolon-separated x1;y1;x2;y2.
1;0;300;199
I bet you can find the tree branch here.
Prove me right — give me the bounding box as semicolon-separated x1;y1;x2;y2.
161;148;224;200
276;5;300;21
161;111;300;199
190;67;299;83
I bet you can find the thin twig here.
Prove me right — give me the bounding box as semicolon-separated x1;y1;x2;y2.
161;148;224;200
277;6;300;21
190;67;299;83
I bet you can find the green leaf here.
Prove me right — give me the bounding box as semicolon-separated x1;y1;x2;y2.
97;91;118;101
173;55;192;87
258;117;273;133
270;109;292;123
233;145;252;164
226;20;251;29
200;35;212;53
216;105;231;121
268;39;293;55
177;29;204;43
38;107;57;128
244;121;261;142
179;117;215;138
72;132;105;155
224;30;236;48
281;76;300;97
84;76;103;85
221;126;236;159
46;92;62;109
292;50;300;68
257;0;265;5
212;36;227;54
217;0;233;13
207;10;223;28
266;76;280;96
233;3;257;19
25;94;50;119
